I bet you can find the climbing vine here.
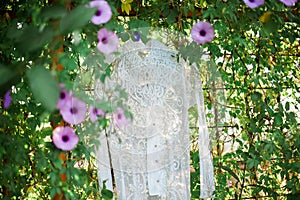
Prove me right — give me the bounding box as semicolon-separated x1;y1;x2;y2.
0;0;299;199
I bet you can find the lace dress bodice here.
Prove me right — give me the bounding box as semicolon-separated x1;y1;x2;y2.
95;40;215;199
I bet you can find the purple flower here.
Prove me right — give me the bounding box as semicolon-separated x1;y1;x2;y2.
191;21;214;45
56;89;72;109
4;90;12;108
113;108;130;128
243;0;264;9
280;0;297;6
52;126;79;151
60;97;87;125
97;28;119;55
90;0;112;25
89;105;105;123
132;31;140;42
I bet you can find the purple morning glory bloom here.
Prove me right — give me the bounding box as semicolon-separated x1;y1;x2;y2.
243;0;264;9
90;0;112;25
191;21;214;45
280;0;297;6
4;90;12;108
97;28;119;55
60;97;87;125
89;105;105;123
113;108;130;128
52;126;79;151
56;89;72;109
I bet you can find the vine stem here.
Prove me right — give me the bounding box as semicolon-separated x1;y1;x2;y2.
48;1;71;200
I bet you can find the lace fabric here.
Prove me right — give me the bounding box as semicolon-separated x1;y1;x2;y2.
94;39;215;199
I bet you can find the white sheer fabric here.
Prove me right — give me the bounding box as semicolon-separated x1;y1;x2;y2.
95;40;215;199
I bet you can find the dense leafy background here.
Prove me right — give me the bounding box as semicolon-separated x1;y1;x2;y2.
0;0;299;199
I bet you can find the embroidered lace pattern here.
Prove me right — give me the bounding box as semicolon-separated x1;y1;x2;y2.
95;40;215;199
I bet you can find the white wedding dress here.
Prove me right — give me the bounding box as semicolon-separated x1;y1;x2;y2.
94;39;215;199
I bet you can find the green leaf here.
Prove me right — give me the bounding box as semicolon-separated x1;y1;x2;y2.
0;64;16;86
251;92;262;102
58;53;77;70
6;21;23;40
40;5;66;21
166;9;178;25
179;42;203;64
262;18;280;36
246;158;259;170
119;32;130;42
101;189;113;199
105;20;125;33
27;66;59;111
286;112;297;124
274;113;283;126
100;65;112;83
16;25;54;53
285;102;290;111
128;20;150;29
101;180;113;199
59;5;96;34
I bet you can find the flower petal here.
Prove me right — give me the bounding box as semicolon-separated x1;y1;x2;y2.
57;89;72;109
4;90;12;108
243;0;264;9
52;126;79;151
90;0;112;25
279;0;297;6
60;97;87;125
191;21;214;45
113;108;130;128
89;105;105;123
97;28;119;55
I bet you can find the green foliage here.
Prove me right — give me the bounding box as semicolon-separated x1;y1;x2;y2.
27;66;59;112
0;0;299;199
0;64;17;86
59;5;96;34
179;42;203;65
16;25;54;54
